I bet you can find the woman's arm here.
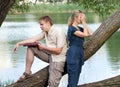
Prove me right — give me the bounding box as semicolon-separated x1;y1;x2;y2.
74;13;93;37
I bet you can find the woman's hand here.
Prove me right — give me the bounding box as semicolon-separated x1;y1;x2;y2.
80;13;86;24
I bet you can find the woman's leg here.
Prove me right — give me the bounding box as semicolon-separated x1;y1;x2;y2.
67;61;82;87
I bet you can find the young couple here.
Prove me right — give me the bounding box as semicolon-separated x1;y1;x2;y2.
13;10;92;87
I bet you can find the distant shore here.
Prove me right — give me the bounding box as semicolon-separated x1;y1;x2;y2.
10;3;85;14
29;4;84;13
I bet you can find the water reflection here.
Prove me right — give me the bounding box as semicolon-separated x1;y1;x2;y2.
0;42;12;68
106;31;120;70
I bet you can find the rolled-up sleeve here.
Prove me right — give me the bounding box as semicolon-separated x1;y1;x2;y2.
39;31;45;39
56;30;66;48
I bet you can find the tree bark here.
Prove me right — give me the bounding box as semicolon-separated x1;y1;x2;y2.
6;9;120;87
0;0;15;27
84;9;120;60
80;75;120;87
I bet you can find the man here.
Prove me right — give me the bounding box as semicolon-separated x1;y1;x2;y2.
13;16;68;87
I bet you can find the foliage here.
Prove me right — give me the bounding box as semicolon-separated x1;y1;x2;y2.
9;0;29;14
71;0;120;16
9;0;120;16
29;4;83;13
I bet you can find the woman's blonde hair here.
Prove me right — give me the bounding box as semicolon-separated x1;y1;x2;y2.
68;10;83;27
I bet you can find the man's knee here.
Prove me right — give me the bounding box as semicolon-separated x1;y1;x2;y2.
48;78;60;87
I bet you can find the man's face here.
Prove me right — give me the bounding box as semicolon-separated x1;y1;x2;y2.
39;20;49;31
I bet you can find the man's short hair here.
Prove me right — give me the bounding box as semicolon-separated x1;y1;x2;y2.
39;16;53;26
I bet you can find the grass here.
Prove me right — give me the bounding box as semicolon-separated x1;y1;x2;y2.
0;80;14;87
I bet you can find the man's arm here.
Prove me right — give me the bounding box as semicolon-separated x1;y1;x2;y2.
17;32;44;46
38;44;63;55
38;29;66;55
13;32;44;53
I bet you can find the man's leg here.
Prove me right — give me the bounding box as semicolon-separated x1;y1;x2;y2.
17;47;50;82
48;60;65;87
17;47;34;82
25;47;35;74
26;47;50;72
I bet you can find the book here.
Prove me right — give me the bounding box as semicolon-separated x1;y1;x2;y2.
23;42;39;47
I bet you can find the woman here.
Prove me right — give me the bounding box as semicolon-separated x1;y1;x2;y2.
66;10;93;87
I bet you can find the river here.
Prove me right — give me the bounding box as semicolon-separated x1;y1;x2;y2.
0;13;120;87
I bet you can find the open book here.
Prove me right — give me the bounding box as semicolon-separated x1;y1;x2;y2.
23;42;39;47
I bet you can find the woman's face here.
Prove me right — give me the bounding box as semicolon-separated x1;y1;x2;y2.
75;13;83;24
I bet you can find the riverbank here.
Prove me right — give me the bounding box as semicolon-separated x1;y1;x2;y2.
10;3;85;14
0;80;14;87
29;4;84;13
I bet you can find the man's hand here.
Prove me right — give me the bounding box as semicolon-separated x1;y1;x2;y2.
13;43;19;53
38;44;46;50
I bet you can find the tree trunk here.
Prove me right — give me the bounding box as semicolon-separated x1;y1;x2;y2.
80;75;120;87
0;0;15;27
84;9;120;60
6;9;120;87
34;0;38;4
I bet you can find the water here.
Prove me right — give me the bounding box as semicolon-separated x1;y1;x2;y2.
0;13;120;87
